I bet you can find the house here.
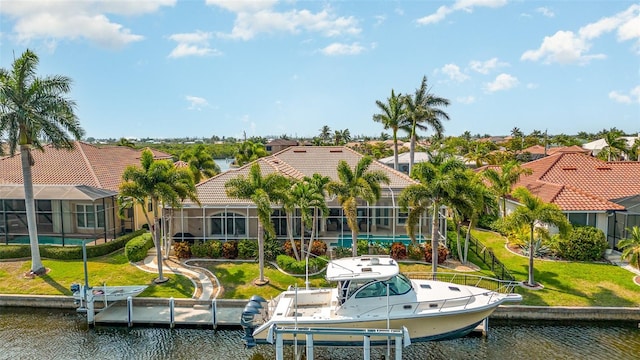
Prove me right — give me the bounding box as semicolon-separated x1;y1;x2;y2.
0;142;173;245
165;146;441;249
582;135;640;159
491;152;640;249
379;152;431;174
264;139;300;154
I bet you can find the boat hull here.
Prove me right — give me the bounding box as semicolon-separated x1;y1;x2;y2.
251;306;496;346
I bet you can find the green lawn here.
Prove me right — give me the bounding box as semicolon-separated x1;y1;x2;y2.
201;261;331;299
472;229;640;307
0;250;195;298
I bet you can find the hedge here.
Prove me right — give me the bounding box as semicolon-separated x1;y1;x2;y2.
124;233;154;262
0;230;147;260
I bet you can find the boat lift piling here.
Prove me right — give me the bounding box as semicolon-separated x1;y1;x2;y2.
268;326;411;360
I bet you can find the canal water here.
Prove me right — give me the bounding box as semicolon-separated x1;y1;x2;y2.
0;308;638;360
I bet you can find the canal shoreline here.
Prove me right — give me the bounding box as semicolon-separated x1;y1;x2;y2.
1;294;639;324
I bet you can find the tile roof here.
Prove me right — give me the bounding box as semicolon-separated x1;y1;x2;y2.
515;153;640;211
192;146;417;205
0;141;174;192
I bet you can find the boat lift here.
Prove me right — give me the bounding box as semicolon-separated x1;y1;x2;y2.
267;325;411;360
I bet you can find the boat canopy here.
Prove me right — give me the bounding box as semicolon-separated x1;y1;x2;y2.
326;256;399;282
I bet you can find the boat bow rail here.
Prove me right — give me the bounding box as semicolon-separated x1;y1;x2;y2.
404;272;520;294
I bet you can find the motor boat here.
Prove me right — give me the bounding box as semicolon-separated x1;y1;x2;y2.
241;255;521;347
71;283;147;303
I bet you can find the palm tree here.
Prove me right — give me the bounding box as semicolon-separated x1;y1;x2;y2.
602;129;627;161
630;138;640;162
403;76;450;174
180;144;220;183
291;180;328;261
618;226;640;271
501;187;570;287
225;163;289;284
117;137;135;148
119;149;199;283
482;160;533;218
305;173;331;251
460;177;498;264
319;125;332;145
235;140;268;166
327;157;390;256
373;89;407;171
399;154;468;273
0;49;84;275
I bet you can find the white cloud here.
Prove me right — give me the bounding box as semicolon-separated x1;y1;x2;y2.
208;2;360;40
185;95;209;110
417;0;507;25
374;15;386;27
521;30;605;64
469;57;509;74
536;7;555;18
523;4;639;65
609;86;640;104
457;96;476;104
439;64;469;82
485;73;519;92
168;31;222;58
526;83;539;89
0;0;175;49
320;42;365;56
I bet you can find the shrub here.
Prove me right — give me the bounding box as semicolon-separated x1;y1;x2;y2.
283;240;302;258
276;254;295;269
333;246;351;259
124;233;154;262
222;240;238;259
238;239;258;259
357;240;369;256
264;236;284;261
557;226;607;261
309;240;327;256
423;242;449;264
406;243;425;261
477;213;498;230
172;241;191;259
390;242;407;260
190;240;223;258
0;245;31;259
368;242;389;255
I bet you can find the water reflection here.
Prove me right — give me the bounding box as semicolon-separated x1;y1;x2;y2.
0;308;638;360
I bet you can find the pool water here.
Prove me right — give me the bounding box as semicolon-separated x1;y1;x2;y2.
8;236;87;246
333;234;425;248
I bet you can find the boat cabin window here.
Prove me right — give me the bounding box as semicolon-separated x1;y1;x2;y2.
354;274;412;298
355;281;386;298
383;274;412;295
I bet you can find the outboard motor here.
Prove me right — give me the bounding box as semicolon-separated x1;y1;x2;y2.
70;283;81;294
240;295;269;348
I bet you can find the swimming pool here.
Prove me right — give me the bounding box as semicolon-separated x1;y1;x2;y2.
332;234;425;248
8;236;87;246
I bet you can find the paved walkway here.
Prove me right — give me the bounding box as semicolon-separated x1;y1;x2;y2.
134;249;219;300
605;250;640;276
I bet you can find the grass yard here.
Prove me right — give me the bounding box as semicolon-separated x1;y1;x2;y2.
199;261;331;299
472;229;640;307
0;250;194;298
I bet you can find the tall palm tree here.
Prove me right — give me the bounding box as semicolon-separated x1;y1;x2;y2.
319;125;332;145
290;180;328;261
305;173;331;251
399;154;468;273
602;129;627;161
117;137;135;148
459;176;498;264
0;49;84;275
225;163;289;284
403;76;450;174
502;187;570;287
482;160;533;218
618;226;640;271
180;144;220;183
327;157;390;256
373;89;407;171
235;140;268;166
119;149;199;283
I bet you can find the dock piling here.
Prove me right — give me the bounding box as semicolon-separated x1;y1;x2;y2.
169;297;175;328
127;296;133;327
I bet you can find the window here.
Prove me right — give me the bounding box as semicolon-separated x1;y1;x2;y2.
271;209;287;236
76;204;105;228
397;211;408;225
210;211;246;236
567;213;595;227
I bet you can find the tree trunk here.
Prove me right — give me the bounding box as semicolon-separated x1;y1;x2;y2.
21;146;44;275
463;220;472;264
431;201;439;274
409;130;416;175
528;224;535;286
287;212;299;261
456;221;463;263
152;200;166;283
393;131;399;171
257;222;266;283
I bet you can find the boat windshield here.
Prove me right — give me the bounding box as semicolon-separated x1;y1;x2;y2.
354;274;413;299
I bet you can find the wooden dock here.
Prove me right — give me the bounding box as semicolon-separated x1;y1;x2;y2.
90;298;246;328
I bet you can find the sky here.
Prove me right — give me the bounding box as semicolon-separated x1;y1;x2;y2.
1;0;639;141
